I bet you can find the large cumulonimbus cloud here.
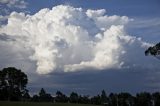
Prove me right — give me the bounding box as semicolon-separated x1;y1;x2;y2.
0;5;153;74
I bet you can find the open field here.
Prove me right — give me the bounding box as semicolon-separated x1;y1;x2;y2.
0;101;100;106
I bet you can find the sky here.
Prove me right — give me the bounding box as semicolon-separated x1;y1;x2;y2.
0;0;160;96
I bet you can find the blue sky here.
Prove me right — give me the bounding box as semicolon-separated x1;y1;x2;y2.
0;0;160;95
26;0;160;17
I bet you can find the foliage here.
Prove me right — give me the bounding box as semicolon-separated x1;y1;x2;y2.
70;92;79;103
0;102;98;106
0;67;28;101
39;88;53;102
55;91;68;103
145;42;160;59
22;89;31;101
152;92;160;106
31;88;53;102
135;92;152;106
101;90;108;104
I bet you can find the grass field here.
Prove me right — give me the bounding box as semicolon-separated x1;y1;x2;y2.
0;101;101;106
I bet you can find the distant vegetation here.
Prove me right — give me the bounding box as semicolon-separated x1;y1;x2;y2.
1;67;160;106
0;102;98;106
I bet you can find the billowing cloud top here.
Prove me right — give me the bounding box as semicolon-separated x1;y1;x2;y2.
0;5;154;74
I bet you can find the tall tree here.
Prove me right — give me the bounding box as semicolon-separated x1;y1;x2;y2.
39;88;46;97
135;92;152;106
152;92;160;106
108;93;118;106
101;90;108;104
39;88;53;102
117;92;134;106
31;95;39;102
22;89;30;102
55;91;68;103
70;92;79;103
91;95;101;105
0;67;28;101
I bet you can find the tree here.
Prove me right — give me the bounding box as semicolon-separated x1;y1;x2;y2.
55;91;68;103
39;88;46;97
38;88;53;102
0;67;28;101
108;93;118;106
70;92;79;103
101;90;108;105
91;95;101;105
78;95;90;104
31;95;39;102
145;42;160;59
152;92;160;106
22;89;31;102
117;92;134;106
135;92;152;106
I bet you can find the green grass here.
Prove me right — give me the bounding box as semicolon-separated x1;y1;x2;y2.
0;101;100;106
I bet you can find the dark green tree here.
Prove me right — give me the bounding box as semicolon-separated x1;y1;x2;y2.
22;89;31;102
152;92;160;106
78;95;90;104
101;90;108;105
82;95;90;104
0;67;28;101
91;95;101;105
39;88;46;97
117;92;134;106
135;92;152;106
31;95;39;102
108;93;118;106
70;92;79;103
39;88;53;102
55;91;68;103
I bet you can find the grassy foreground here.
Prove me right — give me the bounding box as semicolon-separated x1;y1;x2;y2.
0;101;100;106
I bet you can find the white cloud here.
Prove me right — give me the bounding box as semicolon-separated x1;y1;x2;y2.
0;5;156;74
86;9;131;29
0;0;27;9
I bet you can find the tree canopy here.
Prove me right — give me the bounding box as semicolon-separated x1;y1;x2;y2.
145;42;160;59
0;67;28;101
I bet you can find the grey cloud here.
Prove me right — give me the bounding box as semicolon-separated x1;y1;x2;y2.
0;33;15;41
28;68;160;95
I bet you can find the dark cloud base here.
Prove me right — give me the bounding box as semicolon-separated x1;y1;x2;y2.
28;68;160;96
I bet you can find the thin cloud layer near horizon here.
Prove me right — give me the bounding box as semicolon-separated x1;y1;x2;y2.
0;0;160;95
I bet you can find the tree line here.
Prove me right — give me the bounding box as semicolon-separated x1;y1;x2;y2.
1;67;160;106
